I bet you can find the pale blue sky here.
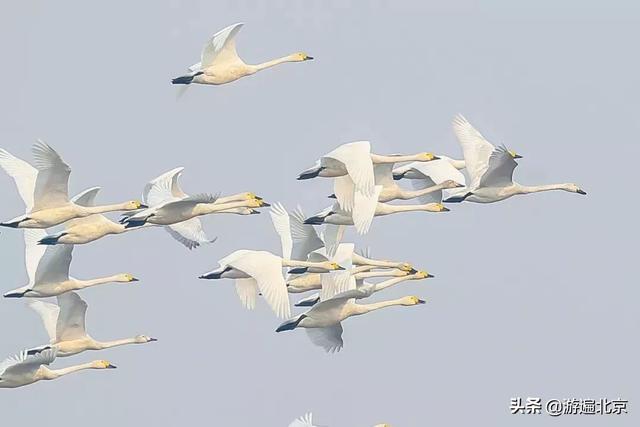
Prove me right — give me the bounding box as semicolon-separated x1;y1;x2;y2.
0;1;637;426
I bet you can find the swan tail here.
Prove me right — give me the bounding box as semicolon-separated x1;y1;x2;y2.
3;288;31;298
275;314;307;333
295;294;320;307
37;232;67;245
287;267;308;275
171;71;203;85
443;191;473;203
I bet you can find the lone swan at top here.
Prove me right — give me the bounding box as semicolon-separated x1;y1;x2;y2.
172;23;313;86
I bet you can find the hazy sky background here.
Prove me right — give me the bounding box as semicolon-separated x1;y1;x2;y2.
0;1;637;426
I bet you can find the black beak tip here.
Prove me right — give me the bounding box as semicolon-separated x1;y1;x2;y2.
427;274;435;278
432;155;440;160
306;56;314;60
250;210;261;214
262;202;271;207
577;189;587;195
514;154;523;159
149;338;158;342
418;299;426;304
131;278;140;282
107;364;117;369
409;268;418;274
139;204;149;209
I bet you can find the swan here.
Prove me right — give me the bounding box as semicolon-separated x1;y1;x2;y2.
295;270;432;307
172;23;313;86
297;142;438;233
276;289;426;352
287;269;407;294
445;115;586;203
27;292;156;357
393;155;465;179
121;195;268;228
4;227;139;298
391;159;467;203
0;348;116;389
303;200;449;227
199;250;345;319
0;142;145;229
129;167;266;249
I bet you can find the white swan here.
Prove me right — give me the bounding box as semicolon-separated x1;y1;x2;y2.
297;142;438;233
304;200;449;227
0;348;116;388
391;159;467;203
445;115;586;203
295;271;432;307
199;250;345;319
276;290;426;352
27;292;156;357
128;167;266;249
36;187;153;246
4;227;138;298
288;269;408;295
0;142;145;229
172;23;313;86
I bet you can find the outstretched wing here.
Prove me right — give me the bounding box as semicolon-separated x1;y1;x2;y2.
325;141;374;197
234;278;258;310
288;412;315;427
31;140;71;210
269;203;293;260
290;206;324;261
71;187;101;207
165;218;215;250
27;300;60;343
33;244;73;286
197;23;245;70
0;148;37;211
305;325;344;353
479;145;518;188
55;292;88;342
144;167;186;206
0;348;57;378
452;115;495;188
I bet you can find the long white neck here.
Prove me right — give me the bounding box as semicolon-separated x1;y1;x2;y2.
195;200;255;215
352;253;402;269
40;363;95;380
80;203;131;215
515;183;574;195
400;183;445;200
252;55;297;72
281;259;328;268
355;270;405;280
214;194;250;204
73;274;125;290
352;265;375;274
371;276;411;293
377;203;437;215
94;337;138;350
351;298;408;316
370;153;427;164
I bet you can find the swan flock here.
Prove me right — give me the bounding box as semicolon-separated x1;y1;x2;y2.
0;19;586;427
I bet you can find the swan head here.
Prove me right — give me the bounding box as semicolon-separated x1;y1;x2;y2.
92;360;117;369
402;296;426;306
292;52;314;61
413;270;435;279
135;335;158;344
327;262;346;271
508;149;523;159
427;203;450;212
441;179;465;189
123;200;148;210
397;263;416;273
418;152;439;161
565;183;587;195
247;198;270;208
118;273;140;283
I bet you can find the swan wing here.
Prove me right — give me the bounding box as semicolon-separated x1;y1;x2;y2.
290;206;324;260
227;251;291;319
373;163;395;188
33;244;73;287
71;186;101;207
319;243;354;301
0;148;37;211
200;22;245;69
0;348;57;378
26;300;60;343
55;292;88;341
452;115;495;188
333;175;355;212
409;179;442;204
288;413;314;427
31;141;71;210
165;218;215;250
144;167;186;206
324;141;374;196
234;278;258;310
351;185;382;235
269;203;293;260
478;145;518;188
23;229;48;286
322;224;345;258
305;324;344;353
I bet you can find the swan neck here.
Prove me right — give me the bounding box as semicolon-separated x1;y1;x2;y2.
353;298;406;315
253;55;295;71
95;337;137;349
42;363;94;380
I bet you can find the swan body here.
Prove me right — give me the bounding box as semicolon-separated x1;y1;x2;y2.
445;115;586;203
277;290;426;352
0;142;144;229
27;292;156;357
0;348;116;388
172;23;313;86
